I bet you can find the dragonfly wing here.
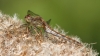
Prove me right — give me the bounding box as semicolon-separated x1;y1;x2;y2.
46;19;51;25
27;10;39;16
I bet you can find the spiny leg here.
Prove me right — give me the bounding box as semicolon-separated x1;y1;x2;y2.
33;26;45;43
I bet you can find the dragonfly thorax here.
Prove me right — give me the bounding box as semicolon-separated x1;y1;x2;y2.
25;15;44;28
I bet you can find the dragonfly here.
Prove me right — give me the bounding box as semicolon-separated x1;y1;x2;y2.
25;10;82;46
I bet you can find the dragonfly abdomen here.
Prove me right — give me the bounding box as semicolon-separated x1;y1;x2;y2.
45;26;82;46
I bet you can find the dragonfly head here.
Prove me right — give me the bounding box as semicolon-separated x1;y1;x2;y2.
25;10;45;27
25;14;32;23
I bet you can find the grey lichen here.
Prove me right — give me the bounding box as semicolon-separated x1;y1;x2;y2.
0;11;99;56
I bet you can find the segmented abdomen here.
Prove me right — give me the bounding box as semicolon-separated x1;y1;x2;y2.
45;26;82;46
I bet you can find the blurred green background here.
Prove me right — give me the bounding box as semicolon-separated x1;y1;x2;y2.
0;0;100;55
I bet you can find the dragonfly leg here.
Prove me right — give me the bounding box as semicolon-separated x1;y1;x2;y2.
44;31;49;38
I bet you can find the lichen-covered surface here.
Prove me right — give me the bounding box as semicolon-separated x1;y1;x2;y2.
0;12;99;56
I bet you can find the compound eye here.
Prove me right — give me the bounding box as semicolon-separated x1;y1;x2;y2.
25;14;30;18
25;14;32;22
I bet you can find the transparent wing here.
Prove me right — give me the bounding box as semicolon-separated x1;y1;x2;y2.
46;19;51;25
27;10;39;16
